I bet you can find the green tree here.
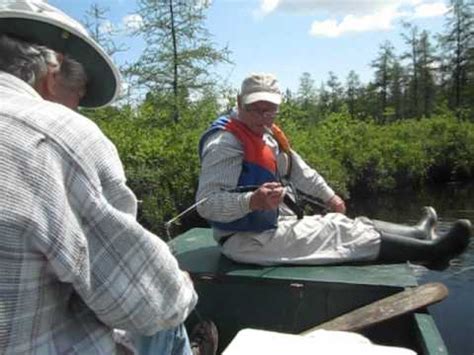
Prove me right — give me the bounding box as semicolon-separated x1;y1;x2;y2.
326;71;343;113
371;41;396;122
83;3;127;57
297;72;316;106
317;82;330;119
345;70;362;119
82;3;131;105
418;30;437;118
129;0;231;122
440;0;474;115
401;23;421;118
401;24;437;119
389;60;406;121
297;72;318;122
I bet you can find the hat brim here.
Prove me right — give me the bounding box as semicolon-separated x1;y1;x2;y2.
242;92;282;105
0;14;120;108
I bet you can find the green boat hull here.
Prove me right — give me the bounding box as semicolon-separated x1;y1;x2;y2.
170;228;448;354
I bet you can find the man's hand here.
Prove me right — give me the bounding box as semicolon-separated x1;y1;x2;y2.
327;194;346;214
249;182;284;211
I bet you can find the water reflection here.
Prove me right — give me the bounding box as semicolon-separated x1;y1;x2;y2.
348;181;474;355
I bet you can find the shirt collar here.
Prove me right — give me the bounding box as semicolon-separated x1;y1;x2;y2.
0;71;43;101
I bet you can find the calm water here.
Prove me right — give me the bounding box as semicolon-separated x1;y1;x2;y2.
348;182;474;355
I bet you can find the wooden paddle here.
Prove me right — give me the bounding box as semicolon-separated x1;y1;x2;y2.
300;282;448;336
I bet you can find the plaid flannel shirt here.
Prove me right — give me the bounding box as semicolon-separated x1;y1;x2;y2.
0;72;197;354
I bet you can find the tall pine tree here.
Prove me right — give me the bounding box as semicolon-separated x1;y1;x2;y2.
345;70;362;119
129;0;231;122
297;72;318;122
371;41;396;122
440;0;474;116
401;23;421;118
418;30;437;118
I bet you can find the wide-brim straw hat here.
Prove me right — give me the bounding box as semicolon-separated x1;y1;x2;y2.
0;0;121;107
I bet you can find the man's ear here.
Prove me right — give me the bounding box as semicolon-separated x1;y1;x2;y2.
237;95;242;109
35;70;58;101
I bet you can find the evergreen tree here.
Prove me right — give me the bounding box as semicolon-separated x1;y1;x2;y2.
82;3;129;105
401;24;437;119
83;3;127;57
371;41;396;122
326;71;343;113
389;60;406;121
356;82;378;120
440;0;474;115
418;30;437;117
317;82;330;120
401;23;421;118
297;72;318;122
345;70;362;119
128;0;231;122
297;72;316;106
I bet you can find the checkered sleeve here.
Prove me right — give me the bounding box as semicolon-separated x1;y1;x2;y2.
34;128;197;336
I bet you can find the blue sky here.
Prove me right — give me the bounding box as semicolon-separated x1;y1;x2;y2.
48;0;449;94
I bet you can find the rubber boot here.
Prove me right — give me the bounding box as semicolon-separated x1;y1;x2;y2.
377;219;472;263
372;206;438;240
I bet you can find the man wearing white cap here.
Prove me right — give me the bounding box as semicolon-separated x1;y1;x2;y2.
196;73;471;266
0;1;218;354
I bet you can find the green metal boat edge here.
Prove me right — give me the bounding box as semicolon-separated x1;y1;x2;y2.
170;228;448;354
414;313;448;355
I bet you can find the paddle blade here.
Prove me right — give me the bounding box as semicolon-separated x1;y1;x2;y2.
301;282;448;335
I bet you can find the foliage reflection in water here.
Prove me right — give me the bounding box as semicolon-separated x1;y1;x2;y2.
348;182;474;355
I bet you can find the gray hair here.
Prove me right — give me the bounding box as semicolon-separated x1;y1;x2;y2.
0;34;58;86
0;34;87;93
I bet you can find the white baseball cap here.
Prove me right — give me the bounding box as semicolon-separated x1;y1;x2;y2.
240;73;282;106
0;0;121;107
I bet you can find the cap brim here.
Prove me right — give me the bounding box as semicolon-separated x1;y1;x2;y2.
242;92;282;105
0;14;120;108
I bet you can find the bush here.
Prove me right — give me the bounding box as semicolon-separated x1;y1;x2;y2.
84;103;474;236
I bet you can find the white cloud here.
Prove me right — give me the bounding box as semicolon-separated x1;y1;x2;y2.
260;0;423;15
310;7;398;37
122;14;143;33
412;2;448;18
253;0;279;18
257;0;448;37
261;0;280;14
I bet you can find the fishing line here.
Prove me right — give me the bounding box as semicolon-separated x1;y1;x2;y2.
164;184;329;243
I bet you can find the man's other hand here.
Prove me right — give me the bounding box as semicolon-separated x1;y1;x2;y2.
327;194;346;214
249;182;284;211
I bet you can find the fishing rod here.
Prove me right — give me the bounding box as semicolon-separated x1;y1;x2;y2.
163;184;329;324
164;184;329;242
228;184;328;211
164;195;211;242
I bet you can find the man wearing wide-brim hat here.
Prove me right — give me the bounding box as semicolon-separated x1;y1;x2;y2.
0;1;216;354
